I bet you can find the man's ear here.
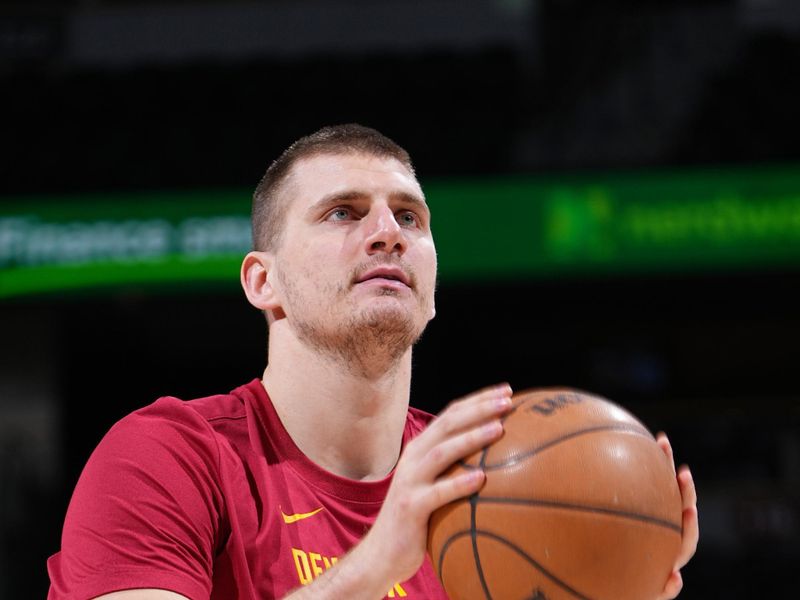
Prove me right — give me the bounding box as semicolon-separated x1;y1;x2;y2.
241;251;282;313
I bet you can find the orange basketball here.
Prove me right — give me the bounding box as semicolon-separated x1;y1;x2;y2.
428;389;682;600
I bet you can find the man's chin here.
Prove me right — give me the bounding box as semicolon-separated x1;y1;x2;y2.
360;303;412;329
354;300;422;337
294;304;427;375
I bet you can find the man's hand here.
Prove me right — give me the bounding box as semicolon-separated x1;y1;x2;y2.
363;383;513;583
655;433;699;600
285;384;513;599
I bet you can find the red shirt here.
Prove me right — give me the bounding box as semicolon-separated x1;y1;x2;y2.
48;379;449;600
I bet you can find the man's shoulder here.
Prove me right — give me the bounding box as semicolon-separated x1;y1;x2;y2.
98;379;263;457
132;379;261;427
88;379;263;478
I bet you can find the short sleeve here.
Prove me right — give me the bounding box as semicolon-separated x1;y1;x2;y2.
48;398;226;600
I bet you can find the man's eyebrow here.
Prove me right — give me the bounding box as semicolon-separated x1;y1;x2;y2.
309;190;369;213
308;190;429;215
390;191;429;214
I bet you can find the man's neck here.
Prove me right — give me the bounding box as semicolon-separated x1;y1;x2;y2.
261;324;412;481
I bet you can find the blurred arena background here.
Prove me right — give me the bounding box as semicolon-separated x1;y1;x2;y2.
2;0;799;597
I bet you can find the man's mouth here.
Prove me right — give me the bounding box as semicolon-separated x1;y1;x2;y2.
354;267;412;288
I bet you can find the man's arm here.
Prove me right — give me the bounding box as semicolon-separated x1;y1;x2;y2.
283;384;514;599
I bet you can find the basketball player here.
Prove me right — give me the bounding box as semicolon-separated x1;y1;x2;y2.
48;125;698;599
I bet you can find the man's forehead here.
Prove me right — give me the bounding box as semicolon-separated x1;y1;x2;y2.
282;151;424;204
295;151;415;179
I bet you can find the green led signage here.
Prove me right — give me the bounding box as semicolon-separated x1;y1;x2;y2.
2;164;800;299
0;191;252;298
428;164;800;279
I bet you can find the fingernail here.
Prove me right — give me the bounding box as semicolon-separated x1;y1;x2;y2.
483;421;503;436
495;395;512;409
469;469;485;483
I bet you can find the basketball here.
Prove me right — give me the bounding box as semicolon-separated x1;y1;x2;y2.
427;388;683;600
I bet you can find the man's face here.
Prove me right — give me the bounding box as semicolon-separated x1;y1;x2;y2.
268;152;437;368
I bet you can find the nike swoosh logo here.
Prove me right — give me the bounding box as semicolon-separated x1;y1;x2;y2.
281;506;325;524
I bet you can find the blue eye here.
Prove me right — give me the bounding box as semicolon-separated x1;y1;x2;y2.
327;208;352;221
398;212;417;227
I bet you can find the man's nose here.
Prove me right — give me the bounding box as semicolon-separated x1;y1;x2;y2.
363;205;405;255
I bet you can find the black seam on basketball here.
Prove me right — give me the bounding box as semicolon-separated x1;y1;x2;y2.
475;529;595;600
471;443;493;600
470;493;492;600
476;496;682;532
479;444;489;470
436;530;594;600
482;424;652;470
436;529;459;584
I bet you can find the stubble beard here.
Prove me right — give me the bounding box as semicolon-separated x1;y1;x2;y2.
279;266;429;378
